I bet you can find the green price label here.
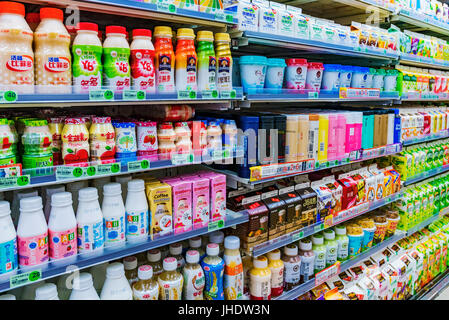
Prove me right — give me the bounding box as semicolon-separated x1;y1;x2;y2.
4;90;17;102
104;90;113;100
226;14;234;22
292;231;304;242
201;90;219;99
220;90;237;99
122;90;146;101
208;220;224;232
10;269;42;288
177;90;196;100
141;160;149;169
86;166;96;176
89;89;114;101
72;167;83;178
111;163;120;173
16;175;30;186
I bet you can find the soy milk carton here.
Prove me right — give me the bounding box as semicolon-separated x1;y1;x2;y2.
145;183;173;239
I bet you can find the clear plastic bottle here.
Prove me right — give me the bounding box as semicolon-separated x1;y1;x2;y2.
103;25;130;92
209;231;225;256
130;29;155;93
183;250;205;300
125;179;149;243
282;244;301;291
201;243;224;300
250;256;271;300
158;257;183;300
206;121;223;157
223;235;244;300
189;236;206;260
69;272;100;300
0;201;17;276
89;116;116;162
174;121;192;155
132;265;159;300
169;242;185;272
323;229;338;267
157;122;176;161
298;238;315;284
100;262;133;300
147;249;163;279
123;256;139;286
35;283;59;300
102;183;126;248
267;249;284;298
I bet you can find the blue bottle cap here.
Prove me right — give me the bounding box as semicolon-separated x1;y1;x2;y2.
267;58;287;67
239;55;268;65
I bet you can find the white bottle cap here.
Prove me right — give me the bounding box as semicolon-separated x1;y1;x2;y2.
224;236;240;250
186;250;200;264
324;229;335;240
284;244;298;256
253;256;268;269
299;239;312;251
72;273;93;291
189;236;201;248
35;283;59;300
147;249;161;262
138;265;153;280
169;243;182;255
51;192;72;206
267;249;281;261
163;257;177;271
312;234;324;245
335;225;346;236
106;262;125;278
0;294;15;300
209;231;224;244
0;201;10;217
78;187;98;201
123;256;137;270
206;243;220;256
103;183;122;195
20;196;43;212
127;179;145;192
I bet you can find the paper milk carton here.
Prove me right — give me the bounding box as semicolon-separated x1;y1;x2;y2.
236;0;259;32
163;179;192;234
184;176;210;229
270;2;294;37
252;0;277;34
199;172;227;222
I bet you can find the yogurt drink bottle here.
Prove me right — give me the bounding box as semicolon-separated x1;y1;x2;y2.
158;257;183;300
323;229;338;267
175;28;197;92
130;29;155;93
183;250;205;300
17;196;49;269
132;265;159;300
34;7;71;94
201;243;225;300
154;26;175;93
0;1;34;94
282;244;301;291
100;262;133;300
147;249;164;278
123;256;139;286
223;236;244;300
196;30;217;92
249;256;271;300
72;22;102;93
267;249;284;297
76;187;104;256
69;272;100;300
214;33;233;92
35;283;59;300
48;192;77;263
0;201;18;276
43;185;65;222
103;25;130;92
102;183;126;247
298;238;315;283
125;179;148;243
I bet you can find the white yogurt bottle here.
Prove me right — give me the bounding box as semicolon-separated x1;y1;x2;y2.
67;180;88;214
130;28;155;93
305;62;324;92
44;185;65;222
76;187;104;256
17;196;49;269
239;55;268;93
321;64;341;91
264;58;286;92
102;183;126;247
125;179;148;243
48;192;77;263
0;201;18;276
69;272;100;300
35;283;59;300
100;262;133;300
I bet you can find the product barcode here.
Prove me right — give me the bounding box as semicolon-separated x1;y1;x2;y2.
320;142;324;152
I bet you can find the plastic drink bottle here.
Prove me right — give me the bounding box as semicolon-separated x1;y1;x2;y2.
335;225;349;262
66;180;88;214
132;265;159;300
223;236;244;300
102;183;126;247
249;256;271;300
282;244;301;291
209;231;225;256
76;187;104;256
44;185;65;222
89;116;116;162
312;234;326;274
123;256;139;286
189;236;206;260
61;117;89;165
298;238;315;284
17;196;49;269
11;189;37;227
267;249;284;297
100;262;133;300
147;249;164;278
69;272;100;300
154;26;175;93
183;250;205;300
21;281;46;300
197;30;217;92
169;242;185;272
324;229;338;267
176;28;197;92
158;257;183;300
103;25;130;92
35;283;59;300
130;28;155;93
48;192;77;262
201;243;225;300
125;179;148;243
214;33;233;92
34;7;71;94
0;201;18;275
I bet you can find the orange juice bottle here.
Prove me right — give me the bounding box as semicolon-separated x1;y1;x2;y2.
175;28;197;92
154;26;175;94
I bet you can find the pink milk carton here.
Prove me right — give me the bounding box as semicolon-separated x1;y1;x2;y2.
199;172;227;222
182;176;210;229
163;179;192;234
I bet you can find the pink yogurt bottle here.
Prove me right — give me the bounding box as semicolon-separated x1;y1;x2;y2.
285;58;308;90
305;62;324;92
136;121;158;161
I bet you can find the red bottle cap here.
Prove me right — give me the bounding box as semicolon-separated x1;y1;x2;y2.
132;28;151;38
77;22;98;33
0;1;25;16
106;25;127;35
40;7;63;21
286;58;308;66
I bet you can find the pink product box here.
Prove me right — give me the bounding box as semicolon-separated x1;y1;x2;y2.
189;177;211;229
164;179;193;234
199;172;227;222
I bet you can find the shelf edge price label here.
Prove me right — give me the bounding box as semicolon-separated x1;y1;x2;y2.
201;90;218;99
89;89;114;101
10;269;42;288
308;91;318;99
97;163;121;175
177;90;196;100
157;0;176;13
219;90;236;99
127;159;150;172
315;261;341;287
208;219;224;232
122;90;146;101
291;230;304;242
0;90;17;103
56;166;85;180
314;223;324;232
0;175;30;189
171;153;193;165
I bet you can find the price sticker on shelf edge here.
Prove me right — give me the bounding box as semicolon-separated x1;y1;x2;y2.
122;90;146;101
0;90;17;103
208;220;224;232
315;261;341;287
157;0;176;13
56;166;85;180
292;230;304;242
97;163;121;175
89;89;114;101
177;90;196;100
201;90;218;99
308;91;318;99
314;223;324;232
171;153;193;165
127;159;150;172
0;175;30;189
220;90;236;99
10;269;42;288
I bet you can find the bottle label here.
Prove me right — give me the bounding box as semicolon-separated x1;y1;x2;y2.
72;45;102;93
157;53;174;92
198;55;217;91
131;49;155;92
0;238;18;275
326;245;338;266
300;258;314;281
126;210;148;238
186;55;197;87
269;266;284;296
77;221;104;253
201;259;225;300
314;250;326;272
49;227;77;260
132;285;159;300
182;266;205;300
337;240;349;260
136;125;158;153
17;233;49;267
104;216;126;244
158;277;183;300
103;47;131;92
283;260;301;285
249;278;271;300
217;57;232;91
224;258;244;300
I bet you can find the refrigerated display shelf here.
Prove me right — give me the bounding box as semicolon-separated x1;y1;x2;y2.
402;131;449;146
402;164;449;186
399;53;449;71
0;209;248;293
391;8;449;40
410;269;449;300
404;214;442;236
400;92;449;102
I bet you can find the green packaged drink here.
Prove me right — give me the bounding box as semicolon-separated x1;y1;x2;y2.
21;119;53;176
196;31;217;92
334;225;349;262
323;229;338;267
0;118;17;165
312;234;326;274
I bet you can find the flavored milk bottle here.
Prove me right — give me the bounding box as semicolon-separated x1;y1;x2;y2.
215;33;233;92
250;256;271;300
154;26;175;93
147;249;164;278
201;243;225;300
100;262;133;300
89;116;116;162
0;1;34;94
132;265;159;300
48;192;77;262
102;183;126;247
323;229;338;267
76;187;104;256
69;272;100;300
298;238;315;283
0;201;18;276
130;29;155;93
267;249;284;297
103;25;130;92
43;185;65;222
169;242;186;272
158;257;183;300
72;22;102;93
125;179;149;243
175;28;198;92
35;283;59;300
282;244;301;291
17;196;49;269
223;236;244;300
34;8;71;94
183;250;205;300
197;30;217;92
123;256;139;286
